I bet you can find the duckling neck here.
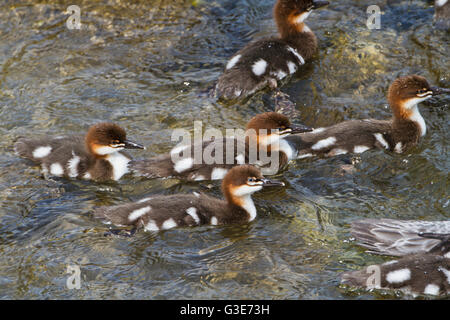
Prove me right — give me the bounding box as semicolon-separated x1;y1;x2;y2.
235;195;257;221
85;141;103;159
275;13;318;60
391;102;426;137
224;192;257;222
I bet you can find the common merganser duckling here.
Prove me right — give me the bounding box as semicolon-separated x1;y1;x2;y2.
14;123;145;181
215;0;329;100
93;165;285;231
131;112;311;180
341;218;450;296
284;75;449;159
435;0;450;29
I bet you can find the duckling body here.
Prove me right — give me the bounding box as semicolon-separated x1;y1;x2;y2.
14;123;144;181
94;165;284;231
131;112;311;180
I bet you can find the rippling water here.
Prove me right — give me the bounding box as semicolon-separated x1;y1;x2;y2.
0;0;448;299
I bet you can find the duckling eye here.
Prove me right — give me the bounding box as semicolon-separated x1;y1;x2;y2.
112;140;120;144
417;89;427;94
248;177;256;183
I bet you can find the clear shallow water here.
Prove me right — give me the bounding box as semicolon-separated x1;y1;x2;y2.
0;0;448;299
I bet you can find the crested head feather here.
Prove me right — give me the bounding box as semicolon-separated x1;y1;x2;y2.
85;122;127;156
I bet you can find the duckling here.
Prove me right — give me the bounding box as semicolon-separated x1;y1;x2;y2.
215;0;329;100
14;123;144;181
94;165;285;231
285;75;449;159
341;218;450;296
131;112;311;180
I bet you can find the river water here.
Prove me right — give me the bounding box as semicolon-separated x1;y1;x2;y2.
0;0;448;299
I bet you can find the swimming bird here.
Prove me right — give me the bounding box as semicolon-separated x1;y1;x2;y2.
14;123;145;181
94;165;285;231
131;112;311;180
215;0;329;100
341;218;450;296
284;75;449;159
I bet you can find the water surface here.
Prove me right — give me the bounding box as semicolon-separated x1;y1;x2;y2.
0;0;448;299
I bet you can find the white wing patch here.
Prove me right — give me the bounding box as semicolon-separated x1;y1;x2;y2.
386;268;411;284
67;152;80;178
438;267;450;284
32;146;52;159
311;137;337;150
287;46;305;65
297;153;313;159
186;207;200;224
50;163;64;176
424;284;440;295
162;218;177;230
145;219;159;231
226;54;242;70
272;70;287;80
174;157;194;173
252;59;268;76
354;145;370;154
287;61;297;74
137;197;153;203
311;127;325;134
128;206;151;222
382;260;398;266
374;133;389;150
193;175;205;181
329;148;347;156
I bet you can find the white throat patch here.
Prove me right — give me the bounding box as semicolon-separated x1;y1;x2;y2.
230;184;261;221
277;139;297;161
258;133;281;147
95;145;124;155
402;97;429;137
240;195;257;221
295;11;311;23
106;152;130;180
232;184;262;197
